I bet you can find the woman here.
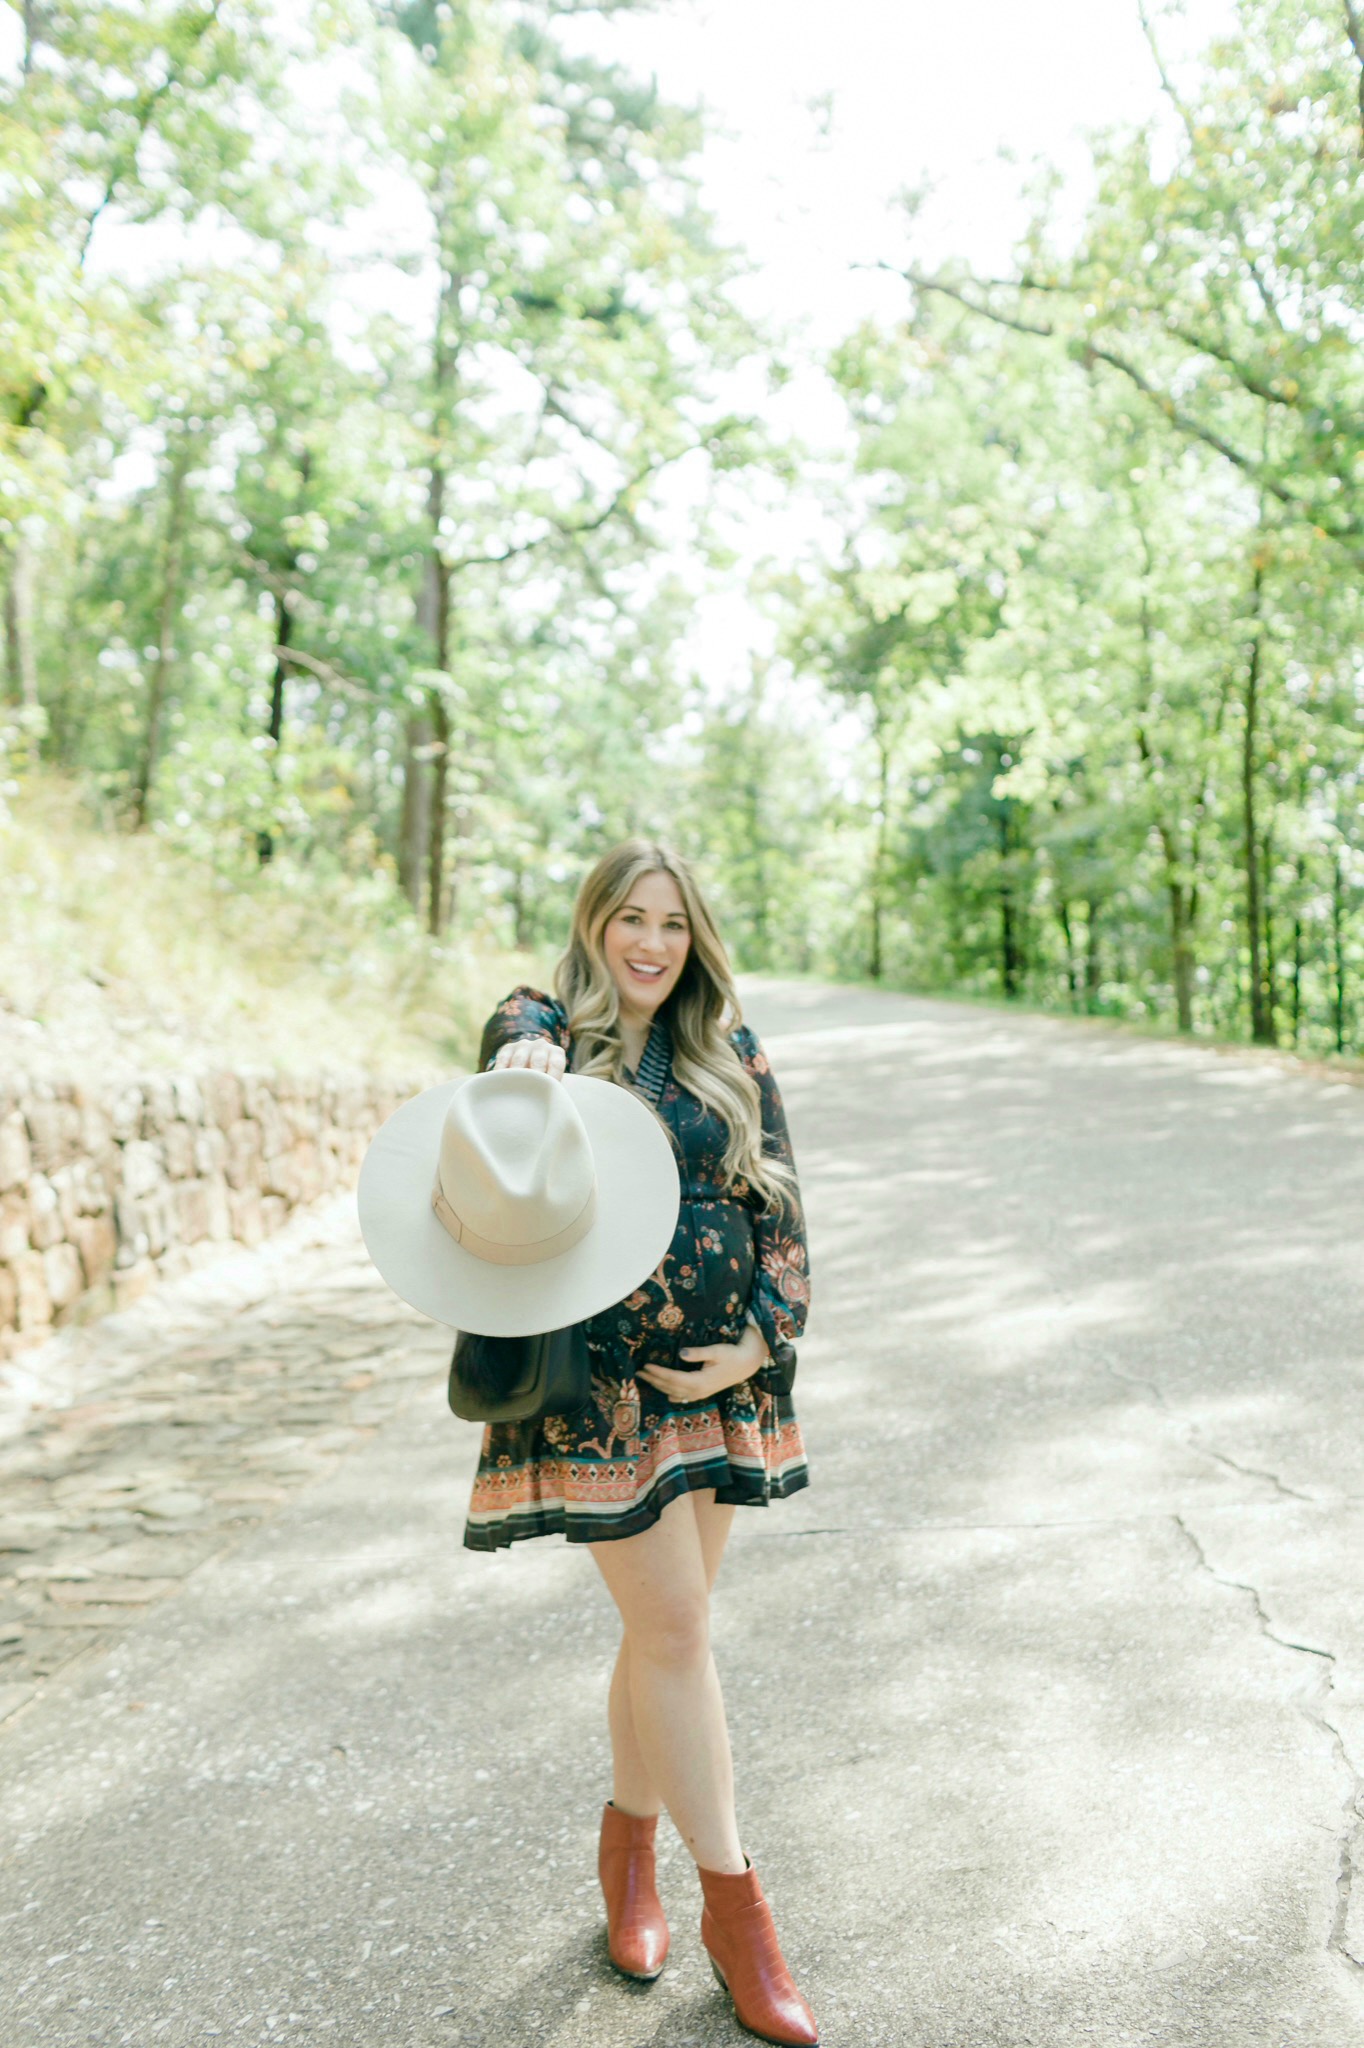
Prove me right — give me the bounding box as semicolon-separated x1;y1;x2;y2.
469;839;818;2048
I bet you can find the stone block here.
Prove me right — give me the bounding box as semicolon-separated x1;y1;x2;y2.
69;1277;116;1324
77;1097;112;1155
193;1126;227;1175
227;1186;264;1246
8;1250;51;1331
0;1111;31;1192
25;1098;81;1175
172;1075;204;1124
72;1212;118;1288
0;1193;29;1263
254;1098;287;1162
241;1073;275;1122
114;1193;150;1266
120;1140;162;1200
26;1173;63;1251
43;1240;83;1314
142;1187;175;1258
113;1259;155;1310
140;1077;176;1137
73;1159;112;1217
295;1146;322;1204
225;1119;261;1191
202;1071;243;1129
205;1175;232;1241
335;1081;367;1125
51;1164;81;1236
261;1149;300;1202
163;1121;196;1179
109;1084;145;1142
174;1179;212;1244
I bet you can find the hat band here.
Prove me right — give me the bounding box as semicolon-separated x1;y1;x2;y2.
430;1179;598;1266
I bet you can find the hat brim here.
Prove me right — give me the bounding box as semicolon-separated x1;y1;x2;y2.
356;1073;681;1336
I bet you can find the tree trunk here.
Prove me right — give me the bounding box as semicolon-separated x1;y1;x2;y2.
398;710;432;914
510;866;530;950
426;686;450;938
1261;827;1277;1041
1290;853;1305;1047
255;448;311;866
1133;561;1199;1033
1084;898;1102;1012
1333;848;1348;1054
2;534;39;719
22;0;41;74
998;816;1021;996
1241;560;1274;1044
422;248;460;938
868;714;891;980
268;587;290;747
1057;899;1078;1007
420;454;453;937
132;445;191;829
1168;875;1196;1032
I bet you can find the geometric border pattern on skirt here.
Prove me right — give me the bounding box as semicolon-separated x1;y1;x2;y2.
463;1387;809;1551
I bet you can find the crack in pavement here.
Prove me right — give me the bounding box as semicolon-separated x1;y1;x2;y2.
1101;1332;1357;1979
1102;1353;1316;1502
1189;1437;1316;1504
1174;1513;1364;1984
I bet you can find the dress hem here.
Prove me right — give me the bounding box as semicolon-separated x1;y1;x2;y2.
463;1462;810;1553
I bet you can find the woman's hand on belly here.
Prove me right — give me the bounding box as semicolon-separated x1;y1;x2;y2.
636;1320;768;1404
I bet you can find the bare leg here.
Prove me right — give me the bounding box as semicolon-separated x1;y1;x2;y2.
606;1490;736;1819
591;1489;745;1874
607;1636;658;1817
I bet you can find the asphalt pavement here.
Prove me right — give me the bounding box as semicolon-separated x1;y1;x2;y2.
3;978;1364;2048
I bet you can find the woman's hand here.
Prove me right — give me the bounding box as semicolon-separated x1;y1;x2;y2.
491;1037;567;1081
636;1319;768;1404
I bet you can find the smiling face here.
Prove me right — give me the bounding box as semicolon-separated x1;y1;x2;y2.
601;868;691;1024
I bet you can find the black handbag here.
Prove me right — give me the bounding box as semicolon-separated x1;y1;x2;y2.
448;1020;670;1426
447;1322;591;1424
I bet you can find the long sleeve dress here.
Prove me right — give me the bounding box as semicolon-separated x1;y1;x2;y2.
463;986;811;1550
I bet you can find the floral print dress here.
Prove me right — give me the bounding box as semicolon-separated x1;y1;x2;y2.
463;987;811;1550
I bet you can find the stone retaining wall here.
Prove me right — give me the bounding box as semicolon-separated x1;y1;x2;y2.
0;1070;430;1356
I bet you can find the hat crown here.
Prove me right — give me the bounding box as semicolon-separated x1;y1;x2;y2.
437;1068;593;1251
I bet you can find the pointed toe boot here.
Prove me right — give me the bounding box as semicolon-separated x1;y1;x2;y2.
699;1860;818;2047
598;1801;670;1981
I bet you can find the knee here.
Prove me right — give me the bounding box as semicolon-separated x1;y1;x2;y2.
626;1596;710;1675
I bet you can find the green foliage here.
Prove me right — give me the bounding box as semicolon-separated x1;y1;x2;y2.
1;0;1362;1071
0;775;537;1073
786;0;1364;1052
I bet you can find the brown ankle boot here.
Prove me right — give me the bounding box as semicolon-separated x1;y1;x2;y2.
699;1859;818;2046
598;1801;669;1981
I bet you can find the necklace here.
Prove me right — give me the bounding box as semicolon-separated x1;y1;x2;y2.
631;1017;671;1107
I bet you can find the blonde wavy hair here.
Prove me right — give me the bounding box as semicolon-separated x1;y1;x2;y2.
553;840;795;1211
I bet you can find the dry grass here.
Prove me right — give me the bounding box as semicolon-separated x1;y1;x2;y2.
0;779;545;1082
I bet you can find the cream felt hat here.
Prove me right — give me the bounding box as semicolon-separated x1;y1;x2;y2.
357;1067;680;1336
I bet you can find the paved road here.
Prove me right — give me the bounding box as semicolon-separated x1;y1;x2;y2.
3;980;1364;2048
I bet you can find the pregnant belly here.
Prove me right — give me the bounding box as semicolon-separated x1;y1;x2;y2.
588;1198;755;1366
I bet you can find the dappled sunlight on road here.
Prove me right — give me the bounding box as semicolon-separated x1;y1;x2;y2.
5;981;1364;2046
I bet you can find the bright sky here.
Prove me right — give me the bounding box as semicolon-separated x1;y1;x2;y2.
569;0;1235;341
555;0;1237;694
